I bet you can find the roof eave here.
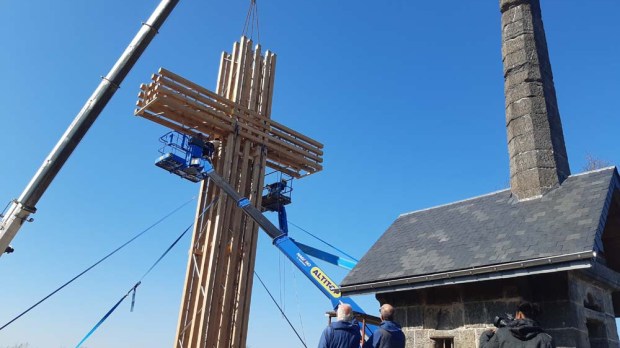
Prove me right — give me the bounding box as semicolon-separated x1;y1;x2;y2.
340;251;595;296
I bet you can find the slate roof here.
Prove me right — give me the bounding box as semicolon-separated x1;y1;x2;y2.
340;167;619;294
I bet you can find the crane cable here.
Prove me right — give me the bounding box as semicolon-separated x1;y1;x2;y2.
241;0;260;43
288;221;359;262
0;196;196;332
291;263;307;343
255;271;308;348
75;195;220;348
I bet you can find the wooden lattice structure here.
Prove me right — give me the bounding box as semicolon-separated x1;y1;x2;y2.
135;36;323;347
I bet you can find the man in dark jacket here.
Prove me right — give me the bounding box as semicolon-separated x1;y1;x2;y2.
363;304;405;348
318;303;361;348
479;302;555;348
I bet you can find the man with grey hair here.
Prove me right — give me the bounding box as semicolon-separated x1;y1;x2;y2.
363;304;405;348
318;303;361;348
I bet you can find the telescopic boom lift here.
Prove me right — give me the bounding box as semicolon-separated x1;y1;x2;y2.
155;132;377;333
0;0;180;257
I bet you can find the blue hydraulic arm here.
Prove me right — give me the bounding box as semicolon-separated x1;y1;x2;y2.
201;161;370;315
154;132;377;335
296;241;357;271
265;182;358;270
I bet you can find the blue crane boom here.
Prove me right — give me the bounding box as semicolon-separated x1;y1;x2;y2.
204;160;363;310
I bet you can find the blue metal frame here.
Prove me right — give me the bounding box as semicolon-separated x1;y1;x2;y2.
154;131;210;183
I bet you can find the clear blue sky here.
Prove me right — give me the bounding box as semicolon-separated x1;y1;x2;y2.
1;1;618;347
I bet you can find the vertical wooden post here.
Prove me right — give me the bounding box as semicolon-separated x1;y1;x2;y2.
174;37;277;348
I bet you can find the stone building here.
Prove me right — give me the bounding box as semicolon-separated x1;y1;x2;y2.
339;1;620;347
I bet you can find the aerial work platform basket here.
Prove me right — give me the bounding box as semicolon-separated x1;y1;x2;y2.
154;131;214;183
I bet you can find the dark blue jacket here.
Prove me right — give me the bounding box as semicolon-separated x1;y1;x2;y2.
318;320;361;348
362;321;405;348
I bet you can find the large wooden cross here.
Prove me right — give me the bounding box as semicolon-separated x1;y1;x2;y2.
135;36;323;348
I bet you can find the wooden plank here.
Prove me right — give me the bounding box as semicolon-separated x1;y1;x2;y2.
152;86;323;164
192;133;237;347
238;130;322;171
270;127;324;157
138;112;188;135
217;141;252;347
154;85;237;131
156;76;235;118
174;171;218;347
147;90;323;167
203;132;243;346
238;37;253;108
155;77;277;138
216;51;229;96
157;67;324;150
247;44;262;112
142;111;319;177
232;38;247;103
265;160;301;178
160;68;238;110
265;52;277;118
235;145;267;348
151;95;235;136
159;68;324;153
257;52;270;117
140;100;322;176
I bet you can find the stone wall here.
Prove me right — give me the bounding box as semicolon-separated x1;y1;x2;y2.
374;272;620;348
562;272;620;347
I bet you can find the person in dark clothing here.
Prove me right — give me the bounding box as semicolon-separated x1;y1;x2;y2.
479;302;555;348
188;135;215;161
318;303;361;348
363;304;405;348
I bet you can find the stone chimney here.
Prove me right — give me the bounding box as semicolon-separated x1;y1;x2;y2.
500;0;570;200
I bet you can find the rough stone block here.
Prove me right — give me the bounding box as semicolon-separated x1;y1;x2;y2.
406;306;424;328
530;273;568;301
506;112;550;139
500;0;530;13
421;305;465;330
438;304;464;330
423;307;439;329
537;300;579;329
503;284;520;298
510;170;539;195
458;329;476;347
462;284;499;302
504;67;544;93
511;167;562;199
426;286;461;305
507;129;552;157
484;300;519;323
503;46;541;74
504;81;545;106
510;150;557;175
394;307;407;325
502;6;535;41
546;327;587;348
378;291;422;306
501;3;527;27
413;329;427;347
464;302;489;325
536;167;564;189
604;317;620;342
502;33;536;58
